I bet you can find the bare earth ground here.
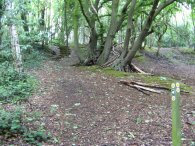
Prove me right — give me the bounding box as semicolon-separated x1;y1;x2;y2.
2;48;195;145
135;48;195;87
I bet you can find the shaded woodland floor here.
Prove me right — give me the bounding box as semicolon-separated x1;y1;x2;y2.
135;48;195;87
1;48;195;145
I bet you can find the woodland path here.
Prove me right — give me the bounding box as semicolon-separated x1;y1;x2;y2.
26;55;195;146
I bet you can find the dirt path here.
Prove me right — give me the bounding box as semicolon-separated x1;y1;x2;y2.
25;56;195;146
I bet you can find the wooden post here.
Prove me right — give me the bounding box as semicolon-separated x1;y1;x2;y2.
171;82;182;146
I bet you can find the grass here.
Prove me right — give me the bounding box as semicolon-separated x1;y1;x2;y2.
79;65;192;92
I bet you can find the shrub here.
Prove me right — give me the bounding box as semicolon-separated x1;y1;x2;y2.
23;130;50;146
0;108;50;145
23;49;48;69
0;49;13;63
0;62;36;103
0;109;23;136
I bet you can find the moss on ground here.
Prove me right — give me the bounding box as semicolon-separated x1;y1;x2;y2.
144;47;157;53
134;52;146;63
178;48;195;55
79;65;192;92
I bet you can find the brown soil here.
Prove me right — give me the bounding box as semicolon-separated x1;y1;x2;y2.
1;49;195;145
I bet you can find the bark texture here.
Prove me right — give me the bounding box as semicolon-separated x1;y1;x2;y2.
10;22;23;72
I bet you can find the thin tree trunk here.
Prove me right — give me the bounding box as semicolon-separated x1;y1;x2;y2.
156;38;161;56
40;7;45;46
64;0;69;46
73;1;83;62
121;0;136;58
0;0;5;46
8;1;23;72
47;0;52;43
97;0;120;64
191;10;195;51
10;25;23;72
21;12;29;32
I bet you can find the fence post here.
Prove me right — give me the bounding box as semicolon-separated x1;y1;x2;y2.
171;82;182;146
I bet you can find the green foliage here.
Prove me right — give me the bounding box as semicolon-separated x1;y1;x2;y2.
0;62;36;103
0;49;13;63
23;130;50;146
0;108;23;136
160;21;192;48
0;108;50;145
23;49;48;69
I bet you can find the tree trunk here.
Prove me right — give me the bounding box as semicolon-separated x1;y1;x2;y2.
21;12;29;32
114;0;160;70
64;0;69;46
156;38;161;56
60;0;65;45
191;10;195;51
121;0;136;58
88;28;98;58
97;0;131;64
78;0;98;64
40;7;45;46
0;17;3;46
97;0;119;64
0;0;5;46
73;1;83;62
8;1;23;73
10;25;23;73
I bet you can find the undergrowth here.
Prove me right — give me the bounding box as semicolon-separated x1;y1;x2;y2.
0;108;50;146
23;49;48;69
0;62;37;103
0;40;51;145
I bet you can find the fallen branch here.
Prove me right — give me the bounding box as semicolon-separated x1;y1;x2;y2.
120;80;163;94
132;84;162;94
119;80;190;94
130;81;170;90
130;63;150;75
